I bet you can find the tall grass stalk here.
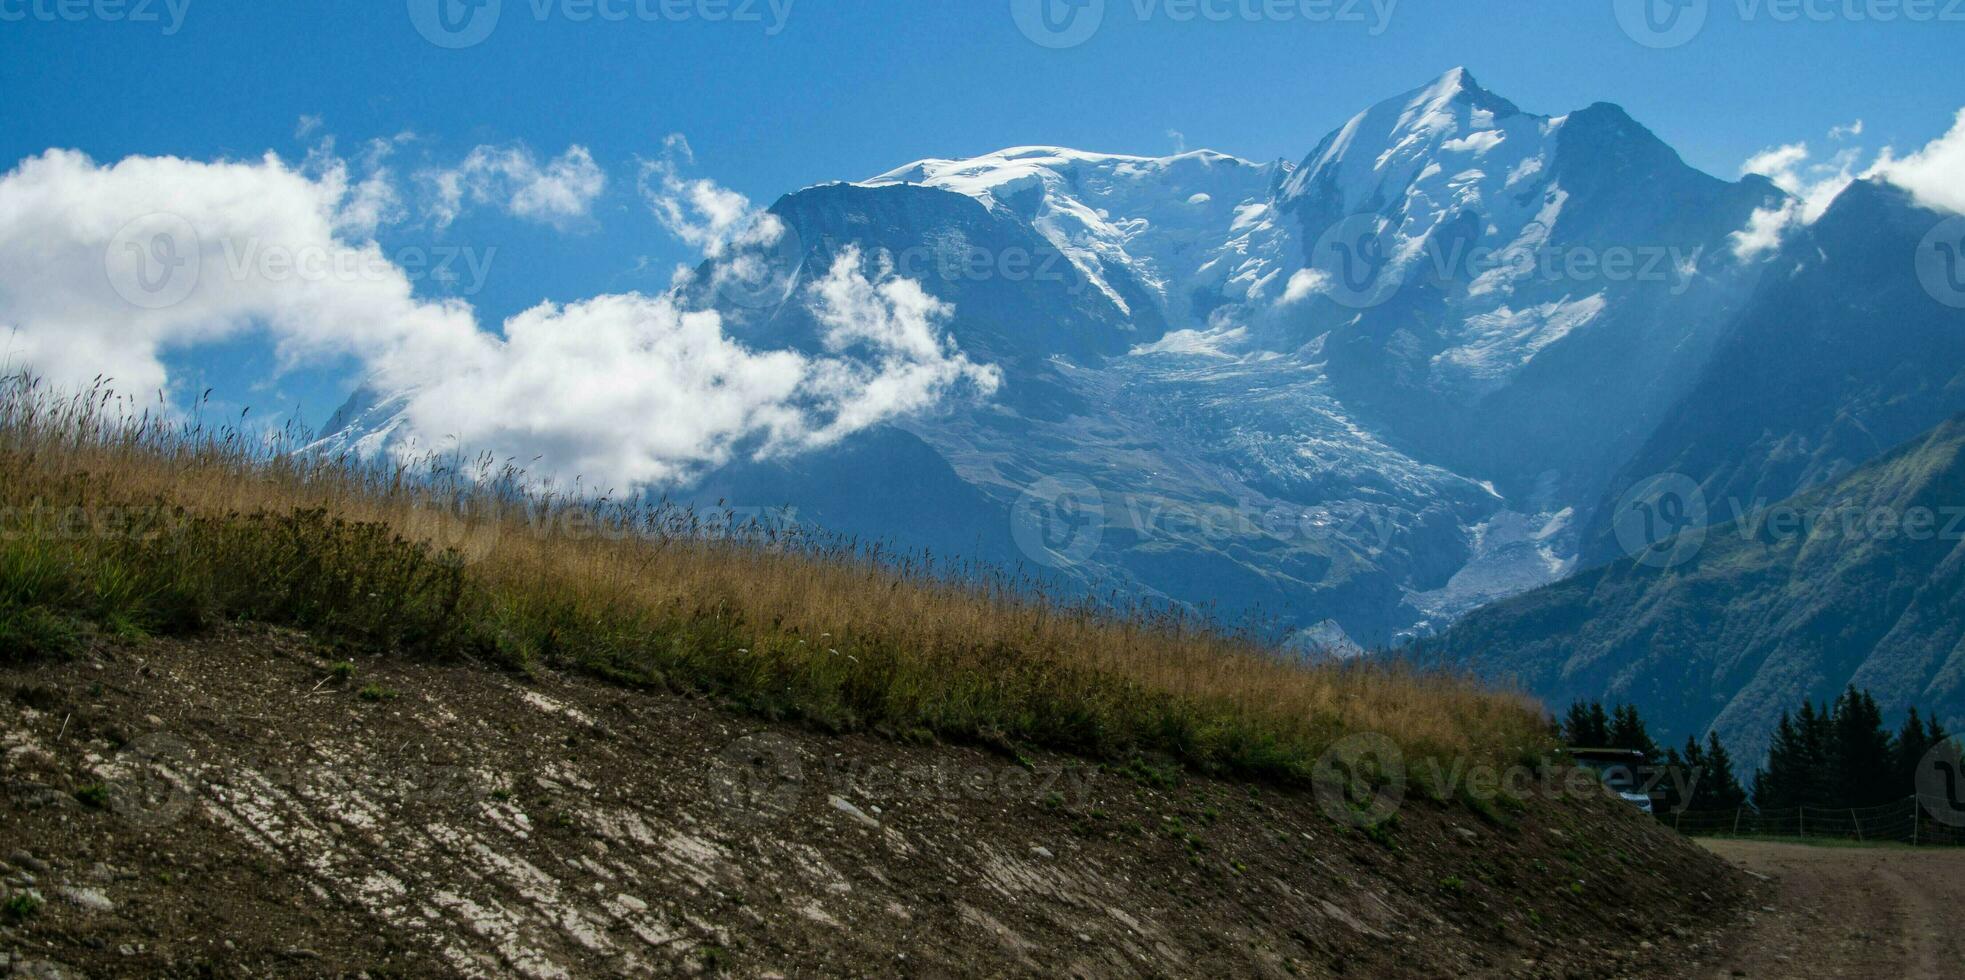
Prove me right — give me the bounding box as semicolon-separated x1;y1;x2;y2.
0;373;1548;782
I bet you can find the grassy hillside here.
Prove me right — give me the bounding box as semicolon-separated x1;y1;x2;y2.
0;374;1545;784
1425;412;1965;760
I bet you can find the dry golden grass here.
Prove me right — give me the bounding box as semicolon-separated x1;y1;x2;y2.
0;374;1549;781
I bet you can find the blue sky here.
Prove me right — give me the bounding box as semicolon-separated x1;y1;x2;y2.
3;0;1962;424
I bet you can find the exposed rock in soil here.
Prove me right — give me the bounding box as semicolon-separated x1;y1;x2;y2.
2;625;1750;977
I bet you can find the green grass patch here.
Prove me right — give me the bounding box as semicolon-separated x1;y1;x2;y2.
0;372;1552;793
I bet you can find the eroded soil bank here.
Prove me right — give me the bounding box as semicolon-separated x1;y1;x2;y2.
3;625;1751;977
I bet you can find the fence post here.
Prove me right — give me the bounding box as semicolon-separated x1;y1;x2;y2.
1851;808;1862;842
1732;807;1743;837
1798;807;1805;839
1913;798;1920;847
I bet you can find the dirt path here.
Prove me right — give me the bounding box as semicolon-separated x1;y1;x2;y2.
1700;839;1965;979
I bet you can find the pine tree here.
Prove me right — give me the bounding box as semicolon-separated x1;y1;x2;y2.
1696;731;1749;811
1754;704;1834;809
1752;711;1797;809
1562;702;1594;746
1895;707;1934;801
1796;700;1836;807
1658;736;1702;812
1562;701;1611;747
1609;704;1660;758
1831;687;1897;807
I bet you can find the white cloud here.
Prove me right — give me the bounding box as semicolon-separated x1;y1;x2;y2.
0;148;481;399
1278;268;1331;305
404;247;999;488
638;136;803;308
1729;205;1795;263
421;144;606;230
1731;108;1965;259
1872;108;1965;217
637;135;784;259
1741;143;1810;183
800;247;1001;443
0;146;998;493
305;137;408;238
1731;139;1865;260
295;114;324;141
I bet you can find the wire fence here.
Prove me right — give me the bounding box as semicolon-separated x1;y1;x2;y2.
1661;796;1965;846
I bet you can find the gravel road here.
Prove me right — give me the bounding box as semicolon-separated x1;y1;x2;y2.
1701;838;1965;979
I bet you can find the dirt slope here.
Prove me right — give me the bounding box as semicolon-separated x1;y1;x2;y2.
3;625;1750;978
1701;839;1965;979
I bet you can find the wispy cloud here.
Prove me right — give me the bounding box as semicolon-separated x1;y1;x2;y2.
637;135;783;258
1730;108;1965;260
420;143;607;231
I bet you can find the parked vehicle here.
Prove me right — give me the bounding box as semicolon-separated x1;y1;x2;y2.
1566;748;1655;814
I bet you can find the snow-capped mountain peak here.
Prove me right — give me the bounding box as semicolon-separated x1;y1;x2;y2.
860;145;1284;326
319;70;1792;648
1282;66;1557;224
863;146;1267;208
